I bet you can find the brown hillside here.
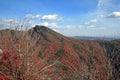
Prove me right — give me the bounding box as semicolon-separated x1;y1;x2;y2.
0;25;119;80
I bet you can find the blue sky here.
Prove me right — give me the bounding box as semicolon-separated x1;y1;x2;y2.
0;0;120;37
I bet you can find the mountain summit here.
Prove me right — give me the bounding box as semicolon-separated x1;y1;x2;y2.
33;25;50;32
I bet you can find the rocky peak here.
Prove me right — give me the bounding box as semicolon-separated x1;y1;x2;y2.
33;25;50;33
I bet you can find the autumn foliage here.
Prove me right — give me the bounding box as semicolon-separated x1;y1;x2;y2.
0;25;119;80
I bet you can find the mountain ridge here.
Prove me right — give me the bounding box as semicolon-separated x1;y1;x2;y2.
0;25;119;80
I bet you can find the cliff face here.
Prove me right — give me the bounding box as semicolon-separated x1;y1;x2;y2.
0;25;119;80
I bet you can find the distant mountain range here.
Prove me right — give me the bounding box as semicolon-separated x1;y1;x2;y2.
73;36;120;40
0;25;119;80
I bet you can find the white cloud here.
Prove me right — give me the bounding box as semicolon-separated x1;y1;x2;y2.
87;25;106;30
40;22;57;27
0;19;34;30
87;25;96;28
4;19;17;23
107;12;120;18
49;22;58;27
41;22;49;27
25;14;41;19
42;14;58;20
37;22;83;32
65;25;83;30
37;22;60;31
25;14;63;21
0;19;19;25
41;22;59;30
85;19;98;24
